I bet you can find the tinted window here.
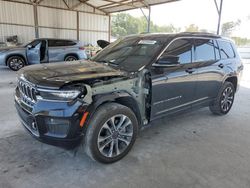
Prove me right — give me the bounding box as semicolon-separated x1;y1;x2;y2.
214;40;220;60
217;40;235;59
48;40;76;47
194;39;215;62
162;38;192;64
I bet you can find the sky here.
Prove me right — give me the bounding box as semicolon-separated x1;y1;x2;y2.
125;0;250;38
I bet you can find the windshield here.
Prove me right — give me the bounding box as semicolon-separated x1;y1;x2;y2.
92;36;164;72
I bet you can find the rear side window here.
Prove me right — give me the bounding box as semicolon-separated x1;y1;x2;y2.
194;39;215;62
163;38;192;64
48;40;76;47
217;40;235;59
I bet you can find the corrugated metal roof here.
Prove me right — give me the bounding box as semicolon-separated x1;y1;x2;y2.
90;0;180;13
35;0;180;14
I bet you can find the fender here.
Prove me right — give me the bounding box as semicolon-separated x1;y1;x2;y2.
82;91;143;132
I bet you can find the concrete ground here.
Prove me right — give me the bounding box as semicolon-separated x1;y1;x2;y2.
0;60;250;188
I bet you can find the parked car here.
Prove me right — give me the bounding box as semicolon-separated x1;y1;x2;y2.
0;38;87;71
15;32;243;163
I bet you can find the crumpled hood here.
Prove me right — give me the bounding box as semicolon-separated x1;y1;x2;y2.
18;60;128;89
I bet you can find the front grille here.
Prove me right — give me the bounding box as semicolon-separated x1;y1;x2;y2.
18;80;37;106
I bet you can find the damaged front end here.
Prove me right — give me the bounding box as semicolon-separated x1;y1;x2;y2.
15;60;151;148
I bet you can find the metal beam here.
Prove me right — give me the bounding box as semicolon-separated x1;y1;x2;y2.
214;0;223;35
62;0;69;9
76;11;79;40
140;5;151;33
147;6;151;33
33;4;39;38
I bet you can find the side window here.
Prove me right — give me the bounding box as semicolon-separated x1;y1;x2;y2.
64;40;76;46
217;40;235;59
162;38;192;64
48;40;75;47
28;40;41;48
48;40;57;47
194;39;215;62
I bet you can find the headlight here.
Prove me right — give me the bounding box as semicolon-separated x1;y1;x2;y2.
37;89;82;101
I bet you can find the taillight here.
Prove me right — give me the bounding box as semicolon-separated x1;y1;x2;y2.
79;47;85;50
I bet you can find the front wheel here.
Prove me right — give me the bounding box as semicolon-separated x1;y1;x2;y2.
209;81;235;115
7;56;25;71
84;103;138;163
64;55;78;61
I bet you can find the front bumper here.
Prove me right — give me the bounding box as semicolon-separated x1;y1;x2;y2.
15;88;89;148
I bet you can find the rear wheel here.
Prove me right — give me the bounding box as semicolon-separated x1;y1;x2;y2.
209;81;235;115
64;55;78;61
7;56;25;71
84;103;138;163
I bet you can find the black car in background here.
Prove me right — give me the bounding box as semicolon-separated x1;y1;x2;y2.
15;32;243;163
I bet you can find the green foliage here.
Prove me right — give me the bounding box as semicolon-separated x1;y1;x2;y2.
111;13;180;37
185;24;199;32
111;13;250;46
231;37;250;46
221;20;241;37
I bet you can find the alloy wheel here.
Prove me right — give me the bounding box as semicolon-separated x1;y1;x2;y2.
97;114;134;158
221;86;234;112
9;58;24;71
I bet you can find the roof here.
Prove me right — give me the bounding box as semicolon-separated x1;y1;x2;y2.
76;0;180;14
126;32;221;39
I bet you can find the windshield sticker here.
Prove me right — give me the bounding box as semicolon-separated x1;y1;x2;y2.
138;40;157;45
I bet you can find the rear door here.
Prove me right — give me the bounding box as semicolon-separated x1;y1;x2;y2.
150;38;199;120
194;38;224;103
48;40;66;62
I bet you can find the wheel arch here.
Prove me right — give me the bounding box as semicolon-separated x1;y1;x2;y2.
5;54;27;66
86;92;143;128
224;76;238;91
64;53;79;61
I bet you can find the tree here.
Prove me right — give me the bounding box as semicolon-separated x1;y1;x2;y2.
111;13;180;37
221;19;241;37
111;13;139;37
185;24;199;32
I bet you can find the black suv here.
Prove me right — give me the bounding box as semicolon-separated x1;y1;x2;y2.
15;33;243;163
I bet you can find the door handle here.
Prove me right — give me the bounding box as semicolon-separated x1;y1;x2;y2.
185;68;195;74
218;63;224;68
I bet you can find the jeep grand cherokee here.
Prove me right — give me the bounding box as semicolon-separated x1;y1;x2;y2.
15;33;243;163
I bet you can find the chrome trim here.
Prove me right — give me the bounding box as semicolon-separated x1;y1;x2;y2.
153;96;182;105
18;80;36;105
156;97;209;115
19;117;39;137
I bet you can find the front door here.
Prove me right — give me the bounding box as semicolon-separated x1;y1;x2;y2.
26;40;41;64
150;38;199;120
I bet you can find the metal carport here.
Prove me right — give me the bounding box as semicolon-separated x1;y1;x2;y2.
0;0;224;45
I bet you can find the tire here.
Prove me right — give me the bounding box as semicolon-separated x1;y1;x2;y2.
7;56;25;71
84;103;138;163
209;81;235;115
64;55;78;61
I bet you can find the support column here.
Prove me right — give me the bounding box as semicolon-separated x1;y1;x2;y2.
33;4;39;38
108;14;111;42
214;0;224;35
147;6;151;33
77;11;79;40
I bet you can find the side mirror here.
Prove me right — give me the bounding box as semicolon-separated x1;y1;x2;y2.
27;44;32;49
155;55;180;67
